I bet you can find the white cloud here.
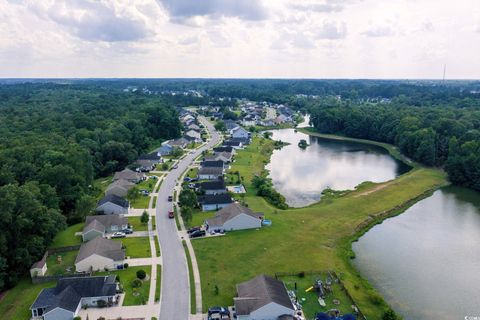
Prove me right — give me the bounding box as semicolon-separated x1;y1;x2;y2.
316;20;347;39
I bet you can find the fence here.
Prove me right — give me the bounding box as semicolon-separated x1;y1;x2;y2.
30;245;82;283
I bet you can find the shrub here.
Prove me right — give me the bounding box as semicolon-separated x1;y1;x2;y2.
96;300;107;308
136;269;147;280
141;210;149;224
73;317;82;320
369;293;383;305
132;279;142;288
382;309;398;320
123;263;129;269
298;271;305;278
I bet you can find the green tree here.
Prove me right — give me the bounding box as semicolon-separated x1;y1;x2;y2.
179;189;198;208
214;120;227;132
127;186;140;204
141;210;149;224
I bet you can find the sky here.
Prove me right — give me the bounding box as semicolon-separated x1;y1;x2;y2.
0;0;479;79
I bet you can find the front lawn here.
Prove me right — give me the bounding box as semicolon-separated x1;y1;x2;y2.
128;216;148;232
114;237;151;258
136;178;157;193
0;278;56;320
130;195;151;209
185;209;215;229
186;167;198;179
95;266;151;306
50;223;83;248
45;250;79;276
155;265;162;302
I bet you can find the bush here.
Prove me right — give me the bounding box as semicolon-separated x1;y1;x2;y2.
132;279;143;288
73;317;81;320
141;210;149;224
136;269;147;280
369;293;383;305
383;309;398;320
123;263;129;269
298;271;305;278
96;300;107;308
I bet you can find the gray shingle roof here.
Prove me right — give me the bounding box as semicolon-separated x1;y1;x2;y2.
31;276;117;313
200;180;226;190
113;168;144;181
97;194;129;208
234;274;294;316
84;215;128;234
206;203;263;226
201;160;224;168
106;179;135;192
75;237;125;264
199;194;233;205
198;167;223;176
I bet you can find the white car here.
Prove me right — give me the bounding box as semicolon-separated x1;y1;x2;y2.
111;232;126;238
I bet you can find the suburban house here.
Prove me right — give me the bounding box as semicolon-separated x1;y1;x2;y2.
105;179;135;198
241;114;258;127
185;129;201;142
82;215;128;242
199;180;227;195
30;276;118;320
181;114;195;123
201;160;225;169
112;168;145;183
167;137;189;149
75;237;125;272
133;159;156;172
223;140;243;149
138;152;162;164
198;167;224;180
224;119;239;131
156;143;173;156
231;126;250;139
234;274;295;320
95;194;129;215
205;203;264;232
30;256;47;278
204;152;233;164
199;194;233;211
187;123;201;131
213;146;235;154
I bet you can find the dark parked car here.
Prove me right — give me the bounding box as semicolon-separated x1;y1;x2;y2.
168;211;175;219
187;226;201;234
184;177;191;182
122;228;133;234
189;230;206;238
208;306;229;316
168;195;173;202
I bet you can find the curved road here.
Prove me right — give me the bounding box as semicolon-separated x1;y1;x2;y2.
156;116;220;320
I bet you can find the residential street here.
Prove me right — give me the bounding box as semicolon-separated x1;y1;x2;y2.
156;116;220;320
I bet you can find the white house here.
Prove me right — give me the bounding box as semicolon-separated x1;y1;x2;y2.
75;237;125;272
82;215;128;242
112;168;145;183
30;276;117;320
234;275;295;320
185;129;202;142
198;167;223;180
199;194;233;211
95;194;129;215
205;203;264;232
231;126;250;139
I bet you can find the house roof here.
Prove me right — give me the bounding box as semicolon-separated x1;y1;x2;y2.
113;168;143;181
201;160;224;168
232;126;249;134
138;152;161;161
31;276;117;313
75;237;125;264
97;194;129;208
224;120;239;130
200;180;226;190
206;203;263;226
234;274;294;316
84;215;128;234
134;159;156;167
168;138;188;147
213;146;234;153
31;256;46;269
223;140;241;147
198;167;223;176
106;179;135;192
199;194;233;205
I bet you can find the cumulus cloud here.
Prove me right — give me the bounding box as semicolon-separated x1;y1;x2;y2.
362;25;394;37
12;0;157;42
290;0;357;13
316;20;347;39
157;0;267;24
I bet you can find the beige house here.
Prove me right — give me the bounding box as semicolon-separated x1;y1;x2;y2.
75;237;125;272
30;257;47;278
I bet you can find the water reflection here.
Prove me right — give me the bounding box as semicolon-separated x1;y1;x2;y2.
266;129;410;207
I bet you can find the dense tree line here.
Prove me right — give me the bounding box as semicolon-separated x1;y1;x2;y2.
308;97;480;191
0;83;181;290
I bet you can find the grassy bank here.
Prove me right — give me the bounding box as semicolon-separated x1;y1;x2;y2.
182;240;196;314
192;135;447;319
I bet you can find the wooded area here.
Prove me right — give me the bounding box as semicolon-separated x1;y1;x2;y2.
0;83;181;290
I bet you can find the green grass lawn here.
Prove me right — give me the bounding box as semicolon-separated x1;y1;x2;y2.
128;216;149;231
95;266;151;306
152;196;157;208
186;167;198;179
136;178;157;193
192;136;448;319
155;265;162;302
185;209;215;229
93;175;113;200
45;250;78;276
154;236;161;256
50;223;83;248
183;240;196;314
114;237;151;258
130;195;151;209
0;278;56;320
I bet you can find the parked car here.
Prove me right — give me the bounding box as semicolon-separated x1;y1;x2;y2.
122;228;133;234
190;178;198;182
140;190;149;196
208;306;229;316
187;226;201;234
168;195;173;202
111;232;126;238
184;177;191;182
173;164;178;169
189;230;206;238
168;211;175;219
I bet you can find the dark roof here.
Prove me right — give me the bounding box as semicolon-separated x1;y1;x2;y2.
199;194;233;205
234;274;294;316
206;203;263;226
224;119;239;130
230;137;250;144
113;168;144;181
138;152;161;161
31;276;116;313
75;237;125;264
213;146;234;153
201;160;224;168
223;141;241;147
84;215;128;234
198;167;223;176
97;194;129;208
200;180;226;190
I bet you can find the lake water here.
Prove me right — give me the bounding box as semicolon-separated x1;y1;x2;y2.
266;129;410;207
352;187;480;319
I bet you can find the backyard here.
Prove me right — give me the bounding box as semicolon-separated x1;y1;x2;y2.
49;223;83;247
45;250;79;276
192;136;448;319
113;237;151;258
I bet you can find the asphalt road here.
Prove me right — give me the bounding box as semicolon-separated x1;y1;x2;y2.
156;116;220;320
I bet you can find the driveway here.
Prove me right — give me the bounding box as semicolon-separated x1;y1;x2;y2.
156;116;221;320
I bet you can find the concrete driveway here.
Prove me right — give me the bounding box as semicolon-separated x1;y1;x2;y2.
156;116;220;320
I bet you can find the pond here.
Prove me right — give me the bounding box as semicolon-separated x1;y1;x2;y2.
266;129;410;207
352;187;480;319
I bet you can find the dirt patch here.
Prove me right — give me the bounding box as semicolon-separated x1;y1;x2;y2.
353;182;392;197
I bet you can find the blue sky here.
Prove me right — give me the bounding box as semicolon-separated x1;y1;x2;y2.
0;0;479;78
